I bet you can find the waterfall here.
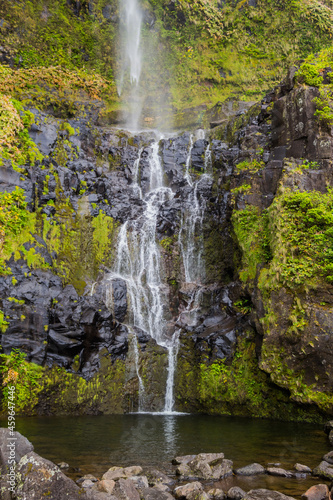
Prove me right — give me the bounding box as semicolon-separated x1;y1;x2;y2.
114;2;214;413
109;140;177;411
179;136;213;285
118;0;143;129
118;0;142;93
131;332;145;411
164;329;181;413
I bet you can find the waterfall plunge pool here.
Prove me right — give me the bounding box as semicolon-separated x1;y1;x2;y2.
4;414;330;498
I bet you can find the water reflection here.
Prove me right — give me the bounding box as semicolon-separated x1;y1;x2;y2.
9;414;328;481
163;416;178;455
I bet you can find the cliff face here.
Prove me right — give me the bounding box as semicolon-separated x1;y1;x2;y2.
1;54;333;421
1;0;333;123
1;0;333;421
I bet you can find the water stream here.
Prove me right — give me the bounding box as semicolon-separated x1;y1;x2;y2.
118;0;143;129
113;1;214;414
109;139;178;412
179;136;213;284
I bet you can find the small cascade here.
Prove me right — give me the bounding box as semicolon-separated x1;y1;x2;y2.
131;332;145;411
109;138;177;411
132;147;143;199
164;329;181;413
204;144;213;175
179;136;213;285
184;135;194;187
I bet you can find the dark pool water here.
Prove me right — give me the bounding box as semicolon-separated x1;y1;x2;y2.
2;414;330;498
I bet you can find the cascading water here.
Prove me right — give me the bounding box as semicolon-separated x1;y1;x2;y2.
179;135;213;284
109;139;178;411
113;1;213;414
118;0;142;91
118;0;143;129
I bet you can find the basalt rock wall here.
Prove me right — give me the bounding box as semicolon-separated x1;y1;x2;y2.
0;61;333;421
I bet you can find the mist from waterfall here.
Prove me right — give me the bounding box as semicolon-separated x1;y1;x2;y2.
118;0;143;129
112;2;211;414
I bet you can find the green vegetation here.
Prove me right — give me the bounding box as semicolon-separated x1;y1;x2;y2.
0;348;126;415
260;344;333;413
0;311;9;334
233;186;333;288
1;0;333;119
175;332;323;421
146;0;333;112
296;48;333;127
0;95;43;168
0;348;43;412
0;183;117;293
236;159;265;173
0;187;40;275
260;188;333;290
40;199;117;294
232;206;271;281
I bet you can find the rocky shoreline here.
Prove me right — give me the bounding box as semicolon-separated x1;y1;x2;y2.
1;423;333;500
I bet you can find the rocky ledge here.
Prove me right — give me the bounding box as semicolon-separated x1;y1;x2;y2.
1;426;333;500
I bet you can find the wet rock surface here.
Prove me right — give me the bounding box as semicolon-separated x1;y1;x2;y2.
1;58;333;419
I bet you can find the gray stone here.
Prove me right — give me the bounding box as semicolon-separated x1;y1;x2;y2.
141;487;175;500
103;466;127;481
173;455;197;465
145;468;174;487
244;489;296;500
174;481;208;500
235;463;265;476
97;480;116;494
329;430;333;446
294;463;311;473
124;466;143;477
177;453;232;480
267;467;293;478
313;461;333;480
322;451;333;465
82;479;95;488
207;488;225;499
227;487;246;500
116;478;141;500
128;475;149;490
13;451;86;499
0;428;34;471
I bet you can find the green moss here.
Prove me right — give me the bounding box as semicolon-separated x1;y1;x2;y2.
232;206;271;282
40;201;117;294
260;344;333;414
0;349;43;412
235;159;265;173
0;348;127;416
175;331;323;421
160;236;175;254
60;122;75;137
260;188;333;291
0;310;9;333
0;96;42;168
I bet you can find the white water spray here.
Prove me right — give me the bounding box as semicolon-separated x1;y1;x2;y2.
118;0;143;129
109;140;178;411
118;0;143;94
179;136;213;284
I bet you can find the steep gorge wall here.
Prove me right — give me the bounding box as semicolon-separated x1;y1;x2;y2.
1;55;333;421
1;1;333;422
